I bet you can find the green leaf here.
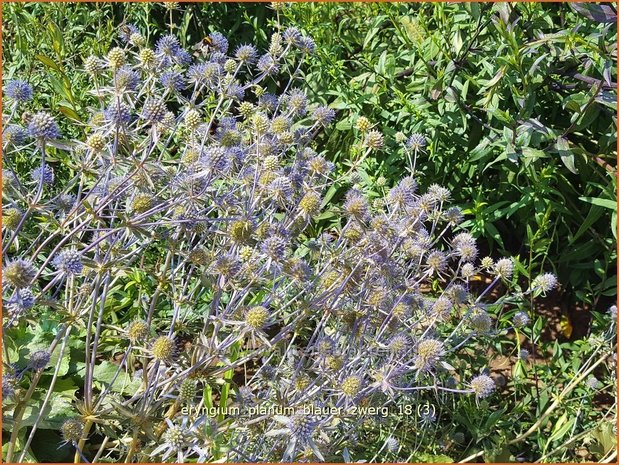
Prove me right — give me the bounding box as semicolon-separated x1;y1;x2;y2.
34;54;61;72
57;104;82;122
570;3;617;23
578;196;617;211
90;361;142;395
555;137;577;174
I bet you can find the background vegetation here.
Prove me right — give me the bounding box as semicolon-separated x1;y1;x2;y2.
2;2;617;463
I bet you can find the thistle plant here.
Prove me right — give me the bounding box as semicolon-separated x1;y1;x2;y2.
2;22;610;464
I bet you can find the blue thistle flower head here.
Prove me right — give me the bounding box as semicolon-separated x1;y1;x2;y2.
224;83;244;101
187;62;221;87
6;288;36;315
283;89;307;116
256;54;279;76
119;23;139;43
28;350;51;370
3;125;28;145
258;93;278;113
208;53;226;67
470;374;495;399
407;133;427;149
104;102;133;126
385;436;399;453
31;164;55;185
27;112;60;140
115;65;140;91
226;146;246;165
55;193;76;214
298;36;316;54
208;32;229;54
283;27;302;44
235;44;257;63
218;117;238;131
156;34;191;67
5;80;33;103
160;70;186;92
142;98;167;123
312;106;335;126
175;48;192;66
156;34;181;56
52;249;84;275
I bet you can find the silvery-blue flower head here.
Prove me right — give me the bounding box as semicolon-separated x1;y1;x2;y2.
27;112;60;140
5;80;33;103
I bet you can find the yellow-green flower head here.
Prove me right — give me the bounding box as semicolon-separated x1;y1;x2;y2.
61;418;84;443
325;355;343;371
392;300;411;320
320;270;341;289
151;336;175;362
229;219;254;244
461;262;475;279
413;338;444;372
298;191;321;217
470;374;495;399
139;48;156;67
268;33;284;56
86;133;106;152
238;101;255;119
127;320;150;343
4;259;36;289
263;155;279;171
364;129;384;149
295;373;311;391
271;115;291;134
432;296;452;319
163;424;187;449
341;375;362;397
181;147;200;165
395;131;407;143
388;334;409;355
130;193;153;215
343;190;370;221
252;113;270;134
343;223;364;242
468;305;493;333
107;47;126;70
84;55;104;75
178;379;197;403
493;257;513;280
245;305;269;329
130;32;146;47
316;337;335;356
531;273;558;295
188;247;210;265
425;251;447;275
184;109;202;132
481;256;494;269
224;58;237;74
277;131;294;144
356;116;372;132
239;246;255;262
3;208;22;230
308;155;332;176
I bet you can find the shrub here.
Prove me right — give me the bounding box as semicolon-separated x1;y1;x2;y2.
2;7;616;464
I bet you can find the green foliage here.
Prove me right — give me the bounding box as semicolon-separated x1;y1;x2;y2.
280;2;617;307
2;2;616;463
